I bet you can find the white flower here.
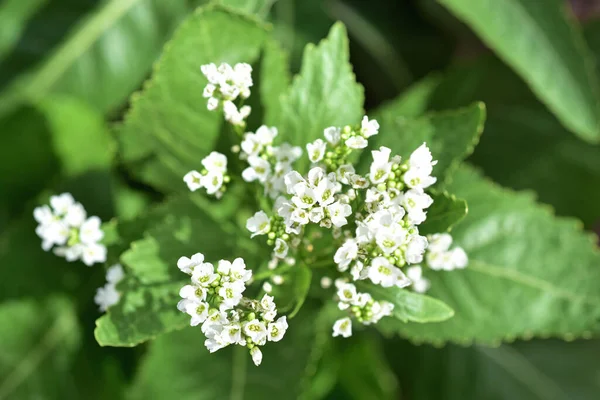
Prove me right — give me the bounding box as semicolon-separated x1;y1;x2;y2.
332;317;352;338
177;253;205;274
337;283;358;304
192;263;219;286
250;347;263;366
369;147;392;184
451;247;468;268
180;284;207;303
345;136;368;149
427;233;453;253
205;334;228;353
368;257;410;288
223;101;251;126
327;202;352;227
80;216;103;244
409;142;437;170
242;156;271;183
263;282;273;293
336;164;355;184
255;125;278;145
94;284;120;312
272;143;302;165
334;240;358;271
246;211;271;237
106;264;125;284
375;228;405;254
315;178;338;206
350;261;368;281
369;301;394;323
292;183;317;209
219;281;245;310
260;294;277;312
65;203;87;227
406;266;430;293
230;258;252;282
324;126;341;145
267;316;288;342
309;207;325;223
50;193;75;215
241;133;262;156
183;170;203;191
201;171;224;195
34;205;53;225
244;319;268;345
361;116;380;137
307;139;326;163
221;322;243;345
207;97;219;110
185;301;210;326
403;167;437;190
201;152;227;173
406;235;428;264
401;189;433;225
81;243;107;266
273;238;289;258
320;276;332;288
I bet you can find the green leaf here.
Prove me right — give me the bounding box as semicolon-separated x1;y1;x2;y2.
358;283;454;324
129;306;323;399
0;296;80;400
288;265;312;318
419;190;468;235
337;335;399;400
261;39;291;126
391;339;600;400
438;0;600;142
217;0;275;18
0;0;190;115
372;74;442;120
0;0;47;61
395;165;600;345
276;22;364;158
428;55;600;228
95;195;258;347
118;5;270;192
370;102;486;183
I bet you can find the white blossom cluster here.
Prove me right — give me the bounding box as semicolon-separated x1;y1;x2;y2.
34;193;106;266
240;125;303;199
407;234;469;293
95;264;125;312
201;62;252;126
177;253;288;366
332;280;394;338
183;151;230;198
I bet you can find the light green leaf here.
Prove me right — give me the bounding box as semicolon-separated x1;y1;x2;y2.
129;306;323;399
276;22;364;161
0;0;47;61
371;102;485;183
372;74;442;120
358;283;454;324
118;5;270;192
95;195;259;347
438;0;600;142
419;190;468;235
0;296;80;400
0;0;190;115
395;165;600;345
392;339;600;400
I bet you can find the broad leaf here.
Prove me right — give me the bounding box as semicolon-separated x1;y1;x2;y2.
129;306;325;399
430;56;600;228
0;296;80;399
0;0;190;115
359;283;454;324
419;190;468;235
372;74;442;120
391;339;600;400
118;5;269;192
95;195;260;347
370;102;485;183
394;165;600;344
0;0;47;62
439;0;600;142
288;264;312;318
261;39;291;126
276;22;364;160
217;0;274;18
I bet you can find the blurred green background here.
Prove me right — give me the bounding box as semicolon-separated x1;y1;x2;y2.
1;0;599;399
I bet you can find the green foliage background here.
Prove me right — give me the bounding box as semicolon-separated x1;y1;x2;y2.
1;0;599;399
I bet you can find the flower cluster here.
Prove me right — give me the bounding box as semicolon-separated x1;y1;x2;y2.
240;125;302;199
201;62;253;126
177;253;288;366
184;151;230;198
34;193;106;266
332;280;394;338
95;264;125;312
